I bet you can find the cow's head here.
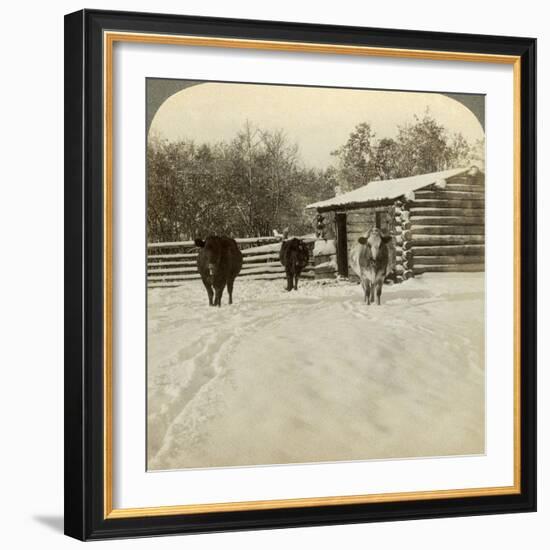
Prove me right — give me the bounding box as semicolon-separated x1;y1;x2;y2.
195;237;221;279
358;228;391;260
290;238;309;255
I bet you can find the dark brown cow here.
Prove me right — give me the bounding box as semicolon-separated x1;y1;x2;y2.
195;236;243;306
279;238;310;291
350;228;392;305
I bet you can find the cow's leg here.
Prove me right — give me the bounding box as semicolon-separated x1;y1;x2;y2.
214;286;224;307
369;281;376;305
362;280;368;303
285;270;293;291
365;280;371;305
227;278;234;305
204;281;214;306
376;279;383;305
294;273;299;290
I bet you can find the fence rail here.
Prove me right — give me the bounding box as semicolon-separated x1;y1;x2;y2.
147;236;317;288
147;236;286;250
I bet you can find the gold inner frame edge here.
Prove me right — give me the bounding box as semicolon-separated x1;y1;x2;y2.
103;30;522;520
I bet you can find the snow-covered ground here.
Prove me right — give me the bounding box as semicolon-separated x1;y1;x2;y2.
147;273;485;470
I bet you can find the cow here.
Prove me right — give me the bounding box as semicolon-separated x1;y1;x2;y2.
279;238;310;291
195;236;243;307
350;228;392;305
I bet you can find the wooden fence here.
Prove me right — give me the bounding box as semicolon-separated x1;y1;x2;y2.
148;236;316;288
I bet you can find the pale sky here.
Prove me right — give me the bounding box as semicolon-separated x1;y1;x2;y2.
149;82;484;169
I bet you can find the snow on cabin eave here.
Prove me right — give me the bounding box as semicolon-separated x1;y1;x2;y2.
305;167;471;212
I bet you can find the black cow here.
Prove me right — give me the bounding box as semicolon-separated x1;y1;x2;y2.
279;238;310;291
195;236;243;306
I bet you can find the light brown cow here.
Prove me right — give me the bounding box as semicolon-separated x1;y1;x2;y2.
350;228;392;305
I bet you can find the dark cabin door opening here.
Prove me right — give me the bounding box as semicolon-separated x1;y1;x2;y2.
335;212;348;277
376;210;389;233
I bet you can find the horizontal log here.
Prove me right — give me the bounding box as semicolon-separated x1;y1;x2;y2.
148;266;197;275
147;241;196;250
410;225;485;236
446;175;471;182
410;207;485;217
412;199;485;209
347;220;387;228
148;273;200;281
413;255;485;265
148;260;194;268
243;253;281;263
148;252;283;269
147;236;282;249
411;244;485;256
147;261;316;276
442;184;485;192
148;252;197;260
346;221;371;229
411;235;485;246
148;270;316;283
346;211;371;221
243;247;283;256
241;265;313;276
148;268;315;282
409;216;484;226
414;190;485;201
147;249;279;266
239;265;314;276
413;264;485;274
246;272;315;281
446;175;484;184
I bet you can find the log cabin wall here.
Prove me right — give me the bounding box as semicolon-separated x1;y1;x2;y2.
407;172;485;275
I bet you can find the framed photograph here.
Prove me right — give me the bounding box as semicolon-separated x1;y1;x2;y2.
64;9;536;540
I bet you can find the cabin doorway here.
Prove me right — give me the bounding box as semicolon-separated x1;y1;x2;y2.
376;210;390;233
335;212;348;277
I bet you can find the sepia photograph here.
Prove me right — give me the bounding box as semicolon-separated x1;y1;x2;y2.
146;79;486;471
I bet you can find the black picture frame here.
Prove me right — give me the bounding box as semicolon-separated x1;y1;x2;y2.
64;8;536;541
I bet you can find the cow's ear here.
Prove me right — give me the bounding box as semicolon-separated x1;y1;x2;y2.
382;235;392;244
358;237;367;245
194;238;205;248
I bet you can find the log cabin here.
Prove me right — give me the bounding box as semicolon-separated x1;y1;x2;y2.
306;166;485;281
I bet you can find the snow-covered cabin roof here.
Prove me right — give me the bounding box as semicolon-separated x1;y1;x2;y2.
306;167;470;211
